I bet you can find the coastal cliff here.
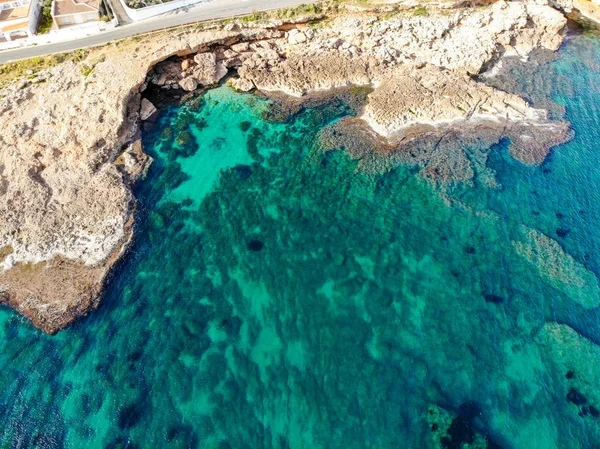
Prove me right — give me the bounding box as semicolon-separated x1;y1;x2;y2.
0;0;583;333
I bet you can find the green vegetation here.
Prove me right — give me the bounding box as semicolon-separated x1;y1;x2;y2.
0;50;88;86
80;63;95;77
412;6;428;16
99;0;114;20
236;4;323;23
38;0;54;34
205;2;327;26
270;3;322;19
238;11;267;23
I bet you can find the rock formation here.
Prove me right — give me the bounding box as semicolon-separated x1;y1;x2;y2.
359;64;571;164
0;0;576;332
560;0;600;22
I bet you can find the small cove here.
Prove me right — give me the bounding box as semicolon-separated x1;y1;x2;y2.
1;30;600;449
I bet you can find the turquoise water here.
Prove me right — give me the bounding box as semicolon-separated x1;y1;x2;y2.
2;32;600;448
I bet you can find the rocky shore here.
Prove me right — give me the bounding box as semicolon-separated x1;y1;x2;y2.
0;0;587;333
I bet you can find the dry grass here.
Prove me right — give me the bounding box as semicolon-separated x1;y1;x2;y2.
0;49;88;86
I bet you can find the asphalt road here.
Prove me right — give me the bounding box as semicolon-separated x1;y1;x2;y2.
0;0;315;63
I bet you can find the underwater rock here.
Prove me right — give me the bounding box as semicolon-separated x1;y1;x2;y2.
247;240;264;252
505;120;572;165
117;403;144;430
316;116;496;185
585;405;600;418
484;294;504;304
567;388;588;406
426;405;494;449
536;323;600;432
239;121;252;132
231;164;253;180
260;85;372;123
512;226;600;308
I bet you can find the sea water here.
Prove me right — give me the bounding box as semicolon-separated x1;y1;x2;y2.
1;31;600;449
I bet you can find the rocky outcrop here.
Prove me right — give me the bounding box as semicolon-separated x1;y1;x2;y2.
239;52;380;96
362;64;542;137
573;0;600;22
139;98;157;121
232;0;566;93
0;0;572;333
358;64;571;164
176;53;229;91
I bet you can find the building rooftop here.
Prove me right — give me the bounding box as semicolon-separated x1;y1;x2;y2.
1;19;27;31
0;5;29;23
53;0;99;16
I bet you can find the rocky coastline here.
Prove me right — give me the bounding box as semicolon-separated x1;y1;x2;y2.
0;0;593;333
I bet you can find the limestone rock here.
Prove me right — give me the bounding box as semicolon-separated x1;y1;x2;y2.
288;29;308;44
551;0;573;11
139;98;157;121
0;26;244;333
361;64;542;138
231;77;255;92
231;42;250;53
181;58;192;71
192;52;228;86
239;52;379;96
222;49;238;59
150;60;181;87
573;0;600;21
179;76;198;92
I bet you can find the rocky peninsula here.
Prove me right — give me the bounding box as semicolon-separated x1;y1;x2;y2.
0;0;593;333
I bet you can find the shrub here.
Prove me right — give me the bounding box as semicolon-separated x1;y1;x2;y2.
80;64;94;77
38;0;53;34
412;7;428;17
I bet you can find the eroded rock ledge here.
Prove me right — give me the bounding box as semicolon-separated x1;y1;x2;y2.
0;0;573;333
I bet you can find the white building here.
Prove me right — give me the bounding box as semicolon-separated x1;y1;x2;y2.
52;0;100;28
0;0;40;41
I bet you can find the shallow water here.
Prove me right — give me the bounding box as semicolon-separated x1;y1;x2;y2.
2;32;600;449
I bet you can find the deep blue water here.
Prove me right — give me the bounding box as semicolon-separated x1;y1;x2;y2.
1;32;600;449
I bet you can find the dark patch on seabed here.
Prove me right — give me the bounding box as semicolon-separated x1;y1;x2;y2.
2;32;600;449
